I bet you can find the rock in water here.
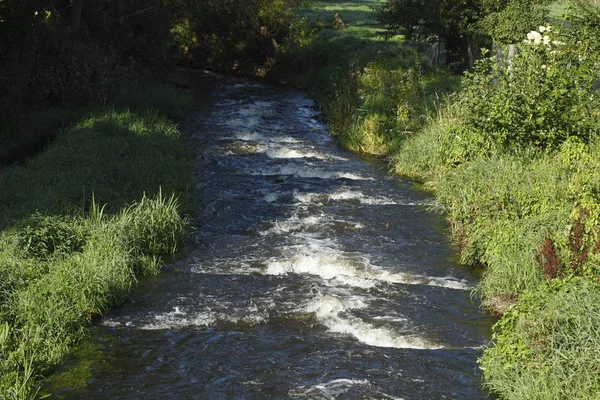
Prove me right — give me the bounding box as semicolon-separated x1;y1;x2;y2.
332;12;346;30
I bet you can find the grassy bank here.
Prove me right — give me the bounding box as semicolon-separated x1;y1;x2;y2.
0;83;193;399
296;1;600;398
292;0;459;155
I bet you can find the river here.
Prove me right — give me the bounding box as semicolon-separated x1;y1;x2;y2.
44;71;493;399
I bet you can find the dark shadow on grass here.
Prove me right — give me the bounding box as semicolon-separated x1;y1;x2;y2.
0;108;192;232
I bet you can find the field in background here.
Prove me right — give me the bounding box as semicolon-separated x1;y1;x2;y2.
300;0;397;41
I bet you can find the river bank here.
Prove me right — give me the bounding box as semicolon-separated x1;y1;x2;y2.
41;70;493;400
293;1;600;399
0;82;193;399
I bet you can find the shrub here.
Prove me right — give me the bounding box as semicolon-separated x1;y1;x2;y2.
0;194;186;399
455;20;600;154
167;0;314;74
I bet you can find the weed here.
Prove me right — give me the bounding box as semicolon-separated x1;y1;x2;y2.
536;230;561;280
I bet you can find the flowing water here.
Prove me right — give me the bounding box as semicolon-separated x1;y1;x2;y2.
45;72;493;399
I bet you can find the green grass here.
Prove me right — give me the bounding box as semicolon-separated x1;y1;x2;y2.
300;0;390;36
0;82;192;399
481;278;600;399
290;0;458;156
0;108;192;230
549;0;600;19
289;0;408;92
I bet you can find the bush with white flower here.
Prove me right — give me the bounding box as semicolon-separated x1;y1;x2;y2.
448;4;600;159
526;25;555;46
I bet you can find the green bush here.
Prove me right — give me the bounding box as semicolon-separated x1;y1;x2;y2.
456;21;600;154
324;49;454;156
121;190;188;256
0;80;191;397
0;192;187;400
168;0;314;74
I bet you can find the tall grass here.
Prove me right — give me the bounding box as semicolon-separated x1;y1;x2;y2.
0;82;192;398
481;278;600;399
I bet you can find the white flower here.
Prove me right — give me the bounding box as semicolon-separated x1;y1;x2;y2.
527;31;543;45
539;26;547;33
543;35;551;46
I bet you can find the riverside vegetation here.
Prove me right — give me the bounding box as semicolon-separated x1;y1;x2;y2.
1;6;197;400
291;0;600;398
2;0;599;398
0;85;193;399
0;0;315;397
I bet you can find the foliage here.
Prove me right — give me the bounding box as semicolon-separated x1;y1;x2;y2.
15;214;87;260
479;0;553;44
0;84;191;398
385;5;600;397
333;53;427;155
0;0;177;162
375;0;554;70
481;278;600;399
375;0;485;70
0;193;187;399
166;0;314;74
457;29;600;153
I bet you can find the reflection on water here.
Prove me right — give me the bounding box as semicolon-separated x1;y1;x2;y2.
44;71;493;400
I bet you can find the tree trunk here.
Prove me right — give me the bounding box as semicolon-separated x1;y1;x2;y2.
72;0;83;27
114;0;126;57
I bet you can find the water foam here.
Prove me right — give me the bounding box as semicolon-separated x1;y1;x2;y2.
261;214;364;236
264;246;472;291
251;165;371;181
266;253;378;289
226;117;261;131
265;147;328;160
263;192;281;203
232;132;301;144
261;215;325;236
116;305;270;330
292;378;372;399
307;294;438;349
130;307;218;330
293;189;413;206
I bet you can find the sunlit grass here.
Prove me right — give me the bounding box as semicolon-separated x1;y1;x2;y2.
301;0;382;24
482;278;600;399
300;0;401;42
0;82;192;398
550;1;567;17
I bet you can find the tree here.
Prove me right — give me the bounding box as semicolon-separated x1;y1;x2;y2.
376;0;484;71
479;0;553;44
165;0;313;72
376;0;553;71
